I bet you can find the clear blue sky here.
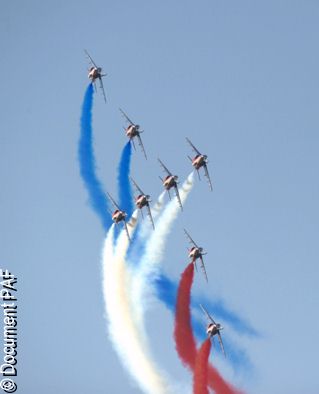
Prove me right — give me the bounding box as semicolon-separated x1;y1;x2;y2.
1;1;319;393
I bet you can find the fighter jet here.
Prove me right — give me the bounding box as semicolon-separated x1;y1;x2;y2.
158;158;183;211
84;50;107;102
184;229;208;282
106;192;130;241
130;177;155;229
186;137;213;191
119;108;147;159
200;304;226;357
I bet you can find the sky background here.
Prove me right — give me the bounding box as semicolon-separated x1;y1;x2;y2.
1;1;319;393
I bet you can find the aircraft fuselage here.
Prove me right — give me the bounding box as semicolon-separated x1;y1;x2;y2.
189;247;201;259
112;209;126;223
126;125;139;138
192;154;206;170
207;323;219;337
135;195;148;209
88;67;101;81
163;175;177;190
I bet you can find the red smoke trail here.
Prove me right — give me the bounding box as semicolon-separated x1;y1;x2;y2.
207;363;243;394
174;262;243;394
193;338;211;394
174;263;197;368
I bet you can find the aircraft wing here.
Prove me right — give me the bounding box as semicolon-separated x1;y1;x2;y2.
199;255;208;283
130;177;145;195
173;184;183;211
186;137;201;155
203;163;213;191
119;108;135;125
137;134;147;160
106;192;120;211
99;77;107;103
146;203;155;230
158;158;172;176
184;229;199;248
217;332;226;357
84;49;98;68
200;304;216;325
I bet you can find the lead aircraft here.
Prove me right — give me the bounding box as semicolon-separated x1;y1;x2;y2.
85;50;107;102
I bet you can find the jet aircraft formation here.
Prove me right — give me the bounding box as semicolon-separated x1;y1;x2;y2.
85;50;226;358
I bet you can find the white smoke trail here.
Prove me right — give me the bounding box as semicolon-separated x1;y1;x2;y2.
150;191;166;221
128;191;166;268
103;211;172;394
137;191;166;240
131;172;194;324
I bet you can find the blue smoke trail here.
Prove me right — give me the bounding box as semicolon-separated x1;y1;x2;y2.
78;84;112;231
154;273;258;337
117;141;134;218
191;315;253;372
154;273;255;371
